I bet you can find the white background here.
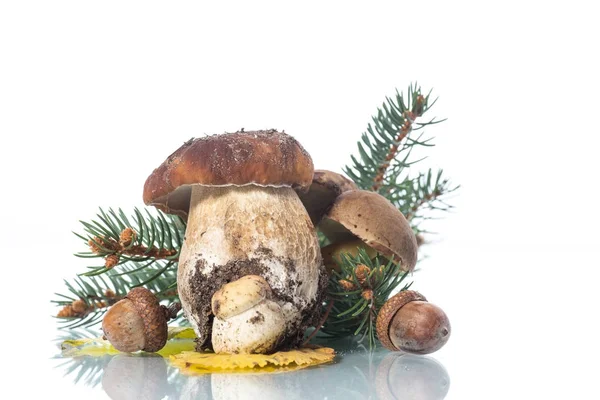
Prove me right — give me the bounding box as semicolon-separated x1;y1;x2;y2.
1;1;599;399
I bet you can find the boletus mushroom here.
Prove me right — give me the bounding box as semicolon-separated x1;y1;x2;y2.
319;190;418;272
143;130;325;354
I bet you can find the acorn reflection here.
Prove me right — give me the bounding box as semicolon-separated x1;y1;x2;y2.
102;354;169;400
376;353;450;400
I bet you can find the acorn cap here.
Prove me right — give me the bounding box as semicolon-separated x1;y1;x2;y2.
297;169;358;226
320;190;418;271
125;287;168;352
143;130;314;217
376;290;427;351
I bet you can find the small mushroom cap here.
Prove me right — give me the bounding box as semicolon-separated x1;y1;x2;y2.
125;287;168;352
297;169;358;226
143;130;314;216
211;275;271;320
212;299;286;354
320;190;418;271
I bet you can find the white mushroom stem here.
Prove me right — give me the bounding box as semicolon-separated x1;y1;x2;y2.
177;185;321;353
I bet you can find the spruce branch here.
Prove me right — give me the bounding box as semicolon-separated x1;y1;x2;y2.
319;248;412;349
54;208;185;328
344;83;444;194
384;169;459;229
343;83;457;234
371;93;425;191
73;207;184;277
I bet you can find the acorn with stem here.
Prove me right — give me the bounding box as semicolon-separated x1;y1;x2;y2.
102;287;181;353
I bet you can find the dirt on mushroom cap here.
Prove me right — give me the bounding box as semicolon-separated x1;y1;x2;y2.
143;130;314;216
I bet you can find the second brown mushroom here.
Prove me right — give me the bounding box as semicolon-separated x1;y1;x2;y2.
317;189;418;273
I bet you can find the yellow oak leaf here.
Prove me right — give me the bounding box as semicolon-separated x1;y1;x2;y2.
169;347;336;375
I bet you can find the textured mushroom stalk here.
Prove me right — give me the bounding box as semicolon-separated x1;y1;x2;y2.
376;290;451;354
177;185;321;352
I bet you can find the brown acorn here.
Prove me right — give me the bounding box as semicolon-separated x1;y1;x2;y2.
376;290;450;354
102;287;181;353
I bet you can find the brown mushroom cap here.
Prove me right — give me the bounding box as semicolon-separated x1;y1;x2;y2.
126;287;168;352
319;190;418;271
297;169;358;226
143;129;314;216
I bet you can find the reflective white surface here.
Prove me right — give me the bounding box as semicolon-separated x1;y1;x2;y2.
53;338;450;400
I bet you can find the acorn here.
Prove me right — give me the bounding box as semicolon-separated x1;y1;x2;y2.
376;290;450;354
102;287;181;353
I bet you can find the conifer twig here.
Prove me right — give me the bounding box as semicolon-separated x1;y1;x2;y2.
405;188;441;220
88;227;178;269
371;94;426;191
54;208;184;328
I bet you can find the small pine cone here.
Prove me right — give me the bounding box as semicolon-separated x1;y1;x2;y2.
88;237;105;254
339;279;357;291
57;305;75;318
105;254;120;269
355;264;371;286
413;94;426;116
104;289;116;298
71;299;87;314
362;289;374;301
119;227;136;247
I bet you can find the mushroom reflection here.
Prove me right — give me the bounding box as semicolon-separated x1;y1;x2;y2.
175;348;449;400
